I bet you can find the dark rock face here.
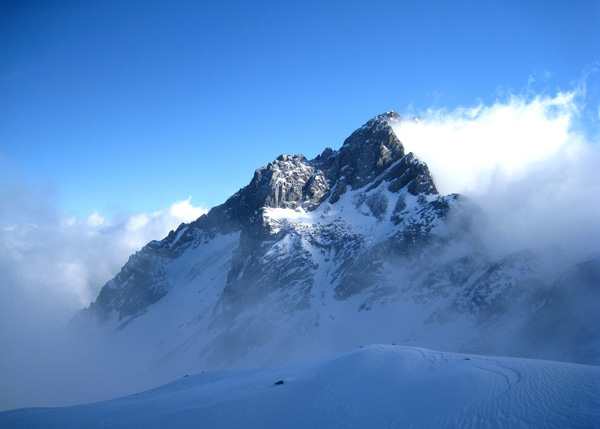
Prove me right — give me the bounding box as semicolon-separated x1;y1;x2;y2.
83;242;169;328
228;112;427;215
323;112;407;202
244;154;320;211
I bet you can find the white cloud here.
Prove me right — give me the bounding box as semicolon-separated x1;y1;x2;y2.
169;196;206;220
0;183;208;410
393;91;582;196
122;197;206;250
393;90;600;259
86;210;106;228
0;198;207;314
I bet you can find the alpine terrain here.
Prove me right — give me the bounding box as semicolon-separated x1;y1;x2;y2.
71;111;600;383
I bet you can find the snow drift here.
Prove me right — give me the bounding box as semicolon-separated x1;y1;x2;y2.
1;345;599;428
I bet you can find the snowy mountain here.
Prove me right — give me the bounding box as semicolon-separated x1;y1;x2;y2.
2;345;599;427
71;111;600;386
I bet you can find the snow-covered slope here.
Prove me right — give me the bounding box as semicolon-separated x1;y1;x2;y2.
2;345;599;428
69;111;600;396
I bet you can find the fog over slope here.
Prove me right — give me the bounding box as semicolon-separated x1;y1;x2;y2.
0;197;206;410
0;90;599;411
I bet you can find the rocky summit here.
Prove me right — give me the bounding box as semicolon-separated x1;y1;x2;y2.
72;112;600;377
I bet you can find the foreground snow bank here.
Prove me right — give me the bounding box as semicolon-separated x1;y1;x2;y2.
2;345;599;428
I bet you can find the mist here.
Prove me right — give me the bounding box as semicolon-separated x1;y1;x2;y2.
391;89;600;368
0;182;206;411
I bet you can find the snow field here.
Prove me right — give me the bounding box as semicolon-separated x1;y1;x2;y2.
2;345;598;428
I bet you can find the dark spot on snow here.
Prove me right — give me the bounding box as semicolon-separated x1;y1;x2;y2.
183;375;189;378
274;380;284;385
464;358;470;360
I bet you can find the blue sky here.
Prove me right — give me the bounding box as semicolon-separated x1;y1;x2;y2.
1;0;599;218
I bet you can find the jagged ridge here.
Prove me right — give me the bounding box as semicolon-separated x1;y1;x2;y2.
80;111;446;325
72;111;600;373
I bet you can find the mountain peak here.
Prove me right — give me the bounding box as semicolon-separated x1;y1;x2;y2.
319;110;435;201
226;111;432;212
76;111;442;328
371;110;401;125
344;111;401;147
71;110;600;385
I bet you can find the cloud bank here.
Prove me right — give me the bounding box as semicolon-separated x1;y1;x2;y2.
0;193;206;410
0;196;206;313
393;90;600;260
